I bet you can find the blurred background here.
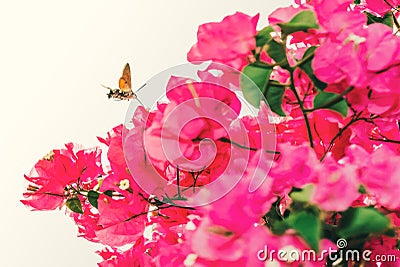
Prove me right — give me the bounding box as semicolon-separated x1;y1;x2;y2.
0;0;292;266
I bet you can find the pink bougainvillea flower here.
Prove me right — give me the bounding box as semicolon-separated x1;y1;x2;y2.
95;119;148;246
21;175;65;211
363;236;400;267
165;76;242;117
314;0;366;41
314;0;353;17
269;142;320;195
348;119;377;153
187;12;259;70
345;145;400;210
364;23;400;73
189;223;272;266
70;198;101;243
276;107;350;160
365;0;400;16
204;179;275;235
179;168;276;264
345;107;400;154
311;156;360;211
268;5;307;24
268;4;323;49
98;125;128;172
345;87;369;112
265;234;336;267
368;90;400;117
144;102;232;186
312;40;364;86
150;225;258;267
320;10;366;42
144;78;242;187
95;193;149;247
369;64;400;96
152;241;193;267
359;147;400;210
196;62;243;89
313;20;400;102
175;188;272;265
100;169;148;199
21;156;63;211
371;119;400;154
21;143;103;211
97;237;153;267
229;103;276;169
52;143;103;185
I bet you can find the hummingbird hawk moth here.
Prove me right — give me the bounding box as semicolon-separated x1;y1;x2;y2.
102;63;145;105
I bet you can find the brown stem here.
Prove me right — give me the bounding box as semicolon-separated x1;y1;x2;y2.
319;112;362;162
289;70;314;148
293;49;316;69
125;204;194;222
370;137;400;144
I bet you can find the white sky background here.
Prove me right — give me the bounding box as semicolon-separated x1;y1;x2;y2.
0;1;293;266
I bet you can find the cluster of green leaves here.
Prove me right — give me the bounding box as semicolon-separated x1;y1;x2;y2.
241;10;349;117
354;0;395;28
264;184;394;266
65;189;114;214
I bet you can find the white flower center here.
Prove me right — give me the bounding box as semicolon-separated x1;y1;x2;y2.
119;179;130;190
184;254;197;267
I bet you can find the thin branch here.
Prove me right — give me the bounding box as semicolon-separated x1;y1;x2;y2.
292;48;316;69
319;112;363;161
370;137;400;144
268;80;291;87
125;204;194;222
392;12;400;32
289;70;314;148
176;166;181;199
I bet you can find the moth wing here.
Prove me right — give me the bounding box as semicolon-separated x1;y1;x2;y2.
119;63;132;93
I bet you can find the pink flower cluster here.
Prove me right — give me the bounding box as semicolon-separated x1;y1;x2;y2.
23;0;400;266
22;143;103;211
187;12;259;70
263;0;400;159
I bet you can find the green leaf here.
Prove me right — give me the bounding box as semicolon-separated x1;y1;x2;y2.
256;26;274;47
290;184;315;203
338;207;390;239
358;184;367;194
241;64;273;108
66;197;83;214
263;198;287;235
366;11;394;28
383;228;396;237
241;64;287;116
103;190;114;197
285;211;321;251
278;10;319;35
266;39;288;67
271;221;289;235
354;0;361;4
313;91;348;117
298;46;327;90
265;85;286;116
87;190;100;209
